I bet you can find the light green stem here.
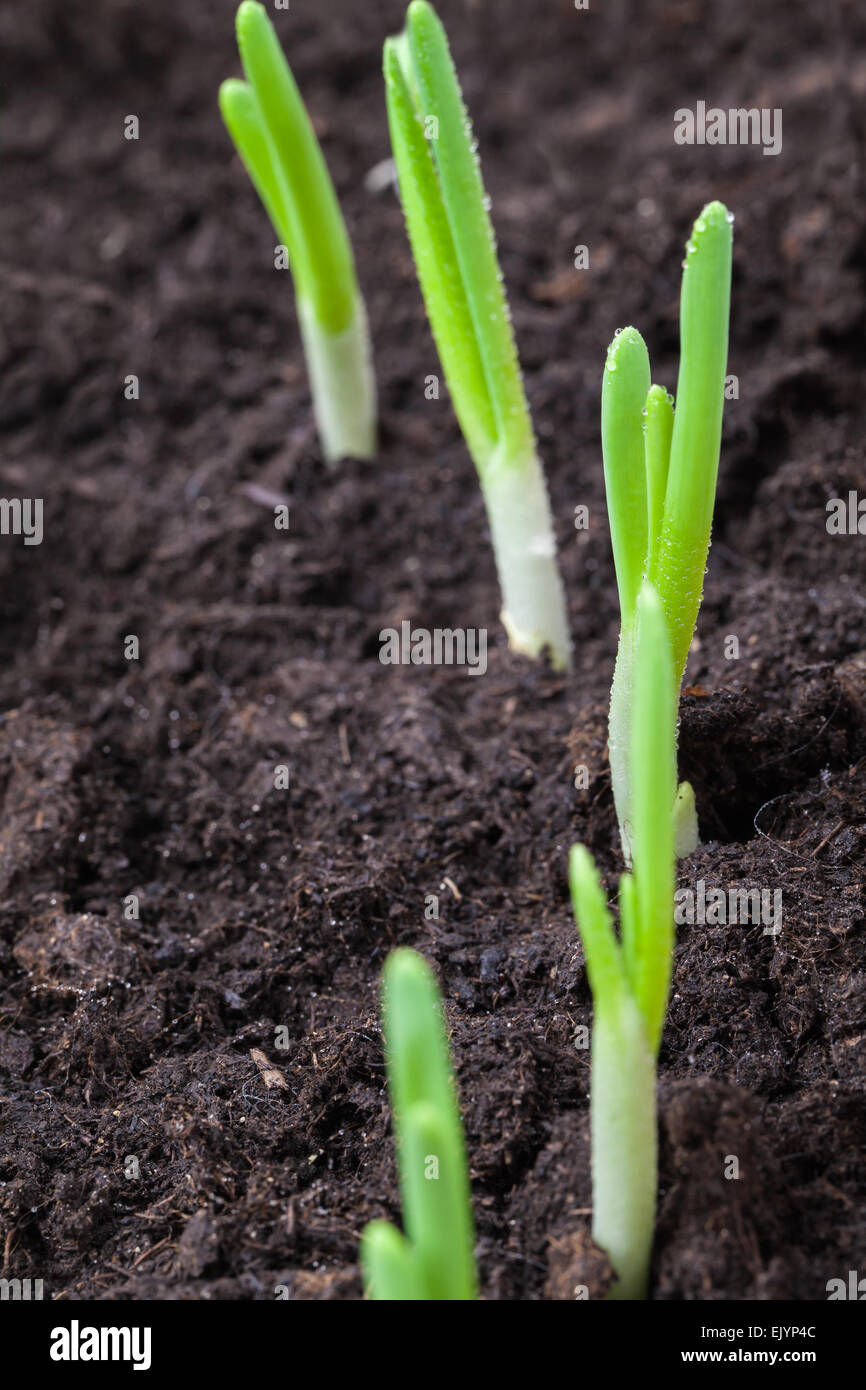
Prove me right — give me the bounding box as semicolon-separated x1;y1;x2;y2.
384;2;570;666
481;449;572;669
609;617;692;863
591;996;657;1300
360;1221;422;1300
296;296;376;464
220;2;377;464
608;615;637;861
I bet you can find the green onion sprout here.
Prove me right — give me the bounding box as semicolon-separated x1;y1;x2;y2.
219;1;376;465
603;202;732;858
569;579;676;1300
383;0;571;669
360;947;477;1300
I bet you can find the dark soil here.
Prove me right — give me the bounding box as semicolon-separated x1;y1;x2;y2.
1;0;864;1301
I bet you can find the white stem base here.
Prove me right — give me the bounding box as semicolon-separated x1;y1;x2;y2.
592;997;657;1300
480;451;572;670
297;294;377;466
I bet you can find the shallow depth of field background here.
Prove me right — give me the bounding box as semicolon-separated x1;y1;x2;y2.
0;0;863;1299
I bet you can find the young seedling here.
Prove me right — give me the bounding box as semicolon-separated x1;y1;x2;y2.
569;579;675;1300
383;1;571;669
219;1;376;465
360;947;477;1300
603;202;733;859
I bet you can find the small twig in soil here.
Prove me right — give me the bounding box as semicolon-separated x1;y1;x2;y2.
338;723;351;766
808;820;846;858
129;1235;174;1270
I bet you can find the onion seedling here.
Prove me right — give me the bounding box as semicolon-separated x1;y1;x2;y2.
383;1;571;669
569;580;675;1300
219;1;376;465
361;947;477;1300
604;202;733;858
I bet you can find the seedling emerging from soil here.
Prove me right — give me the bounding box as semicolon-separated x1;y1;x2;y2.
219;1;376;465
383;1;571;669
569;580;675;1300
361;947;477;1300
604;202;732;859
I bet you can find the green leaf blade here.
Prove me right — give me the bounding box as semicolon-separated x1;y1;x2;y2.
569;847;658;1300
384;35;497;461
569;845;628;1006
383;2;569;664
236;0;357;332
219;78;293;251
601;327;652;620
405;0;533;463
380;948;477;1300
402;1101;476;1300
650;201;733;678
630;581;676;1056
360;1220;423;1300
382;948;459;1127
644;384;674;568
618;869;638;993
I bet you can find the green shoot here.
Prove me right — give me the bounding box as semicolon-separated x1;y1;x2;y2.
219;1;376;465
604;202;733;858
569;579;676;1300
360;948;477;1300
383;1;571;669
